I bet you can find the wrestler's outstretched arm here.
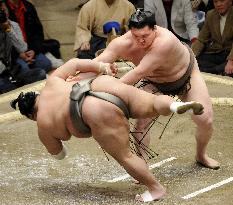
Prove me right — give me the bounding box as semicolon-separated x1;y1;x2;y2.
94;37;120;63
50;58;117;80
119;49;162;85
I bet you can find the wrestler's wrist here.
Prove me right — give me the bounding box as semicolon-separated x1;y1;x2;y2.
51;144;67;160
98;62;110;75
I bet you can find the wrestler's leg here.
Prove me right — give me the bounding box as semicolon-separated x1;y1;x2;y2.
90;112;166;201
132;118;153;159
90;75;203;118
128;84;204;159
89;75;204;163
130;84;159;160
181;65;219;169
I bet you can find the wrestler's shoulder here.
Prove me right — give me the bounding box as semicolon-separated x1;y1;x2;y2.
44;76;64;89
108;35;130;52
116;31;131;42
153;34;176;51
45;76;55;84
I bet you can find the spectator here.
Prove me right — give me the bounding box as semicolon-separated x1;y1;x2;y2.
144;0;199;44
191;0;233;76
5;0;63;72
74;0;135;59
191;0;214;29
76;0;89;9
0;0;45;94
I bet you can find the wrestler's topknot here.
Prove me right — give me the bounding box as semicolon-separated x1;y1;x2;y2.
10;91;39;118
128;9;156;29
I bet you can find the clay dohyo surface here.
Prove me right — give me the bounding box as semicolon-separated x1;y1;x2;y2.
0;78;233;205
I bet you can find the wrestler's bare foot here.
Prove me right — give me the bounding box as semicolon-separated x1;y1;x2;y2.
176;101;204;115
196;155;220;170
135;186;166;202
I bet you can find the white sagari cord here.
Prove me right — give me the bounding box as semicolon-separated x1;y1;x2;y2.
52;144;67;160
170;101;194;114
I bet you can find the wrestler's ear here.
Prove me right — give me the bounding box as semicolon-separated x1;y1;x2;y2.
27;113;36;121
10;99;18;110
10;93;22;110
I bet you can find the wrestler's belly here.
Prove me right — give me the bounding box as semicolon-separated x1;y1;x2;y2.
66;115;92;138
146;66;188;83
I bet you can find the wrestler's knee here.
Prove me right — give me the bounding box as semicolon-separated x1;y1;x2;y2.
192;109;213;130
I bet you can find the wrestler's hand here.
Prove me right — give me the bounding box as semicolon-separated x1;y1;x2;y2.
99;62;118;76
224;60;233;75
66;75;77;82
66;71;80;82
108;63;118;76
51;143;67;160
66;72;97;82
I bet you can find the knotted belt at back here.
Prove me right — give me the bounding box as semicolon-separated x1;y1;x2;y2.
70;77;130;134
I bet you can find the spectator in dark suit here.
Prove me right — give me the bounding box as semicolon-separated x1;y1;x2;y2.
191;0;233;76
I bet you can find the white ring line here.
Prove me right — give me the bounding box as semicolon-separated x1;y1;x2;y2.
104;157;177;183
0;111;24;124
0;81;45;104
203;74;233;86
211;98;233;106
182;177;233;199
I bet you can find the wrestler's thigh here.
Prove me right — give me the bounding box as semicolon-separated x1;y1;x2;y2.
181;67;210;103
91;77;161;118
91;117;132;160
127;84;161;119
181;67;213;120
84;99;132;159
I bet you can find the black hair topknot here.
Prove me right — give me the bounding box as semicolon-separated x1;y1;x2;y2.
128;9;156;29
10;92;39;118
